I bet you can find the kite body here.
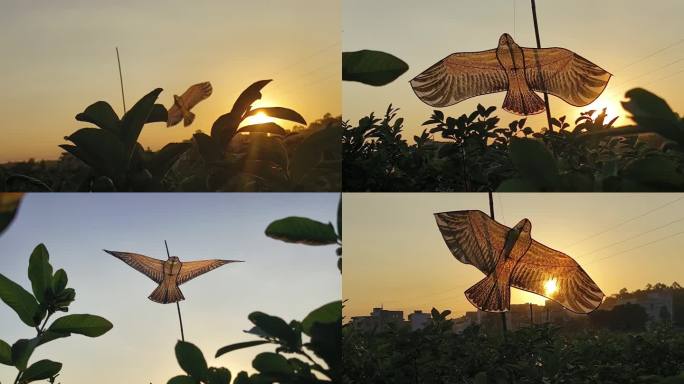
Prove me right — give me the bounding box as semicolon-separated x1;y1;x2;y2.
434;210;604;313
411;33;611;115
104;250;241;304
167;82;213;127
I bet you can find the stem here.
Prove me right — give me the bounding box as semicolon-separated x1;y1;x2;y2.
13;370;22;384
38;313;53;334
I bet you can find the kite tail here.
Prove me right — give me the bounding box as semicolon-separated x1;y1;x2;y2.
464;274;509;312
149;282;185;304
502;87;545;116
183;112;196;127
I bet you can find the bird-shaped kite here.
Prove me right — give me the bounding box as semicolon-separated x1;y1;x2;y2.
167;81;213;127
411;33;611;115
103;250;242;304
434;210;604;313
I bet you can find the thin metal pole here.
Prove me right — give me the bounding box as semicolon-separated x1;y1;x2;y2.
529;303;533;325
488;191;508;336
116;47;127;114
164;240;185;341
531;0;553;131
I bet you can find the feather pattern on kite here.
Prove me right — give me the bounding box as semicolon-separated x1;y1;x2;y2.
411;34;611;115
167;82;213;127
103;250;242;304
434;210;604;313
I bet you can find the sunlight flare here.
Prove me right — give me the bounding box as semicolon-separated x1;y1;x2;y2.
544;278;559;297
246;111;273;125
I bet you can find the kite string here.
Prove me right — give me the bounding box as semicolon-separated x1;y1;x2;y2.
165;240;186;342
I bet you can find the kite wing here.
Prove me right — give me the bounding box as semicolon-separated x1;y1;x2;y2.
434;210;509;274
177;259;241;285
510;241;604;313
523;47;611;107
410;49;508;108
167;81;213;127
104;250;165;284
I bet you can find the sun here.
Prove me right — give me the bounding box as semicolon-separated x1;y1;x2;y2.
245;111;273;125
544;278;558;297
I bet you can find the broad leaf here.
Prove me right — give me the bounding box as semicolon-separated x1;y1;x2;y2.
11;338;39;370
0;193;22;236
0;339;11;366
337;197;342;240
52;269;68;295
265;217;338;245
215;340;270;358
64;128;128;177
75;101;120;133
28;244;52;304
245;107;306;125
21;359;62;383
147;104;169;124
248;312;300;349
167;375;196;384
206;367;231;384
0;273;40;327
211;112;242;148
302;301;342;336
120;88;163;155
146;142;191;178
508;138;560;191
237;123;287;136
342;50;409;86
175;341;208;380
252;352;293;375
48;314;113;337
231;80;272;118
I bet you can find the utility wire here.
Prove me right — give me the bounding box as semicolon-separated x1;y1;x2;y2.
563;196;684;248
588;229;684;265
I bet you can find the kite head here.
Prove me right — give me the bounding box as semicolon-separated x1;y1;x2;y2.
168;256;180;262
498;33;517;47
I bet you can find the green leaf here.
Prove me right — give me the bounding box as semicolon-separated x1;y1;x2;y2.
28;244;53;304
288;123;342;184
231;80;272;118
193;132;223;163
308;320;341;377
75;101;120;134
11;338;39;370
64;128;128;177
211;112;242;148
245;107;306;125
337;197;342;240
0;193;22;236
622;88;684;145
624;156;684;190
0;273;40;327
342;50;409;86
206;367;232;384
508;138;560;191
0;339;11;366
215;340;270;358
243;136;289;169
248;312;300;348
147;104;169;124
252;352;293;375
120;88;163;155
167;375;197;384
233;372;251;384
146;142;191;178
48;314;113;337
20;359;62;383
265;217;338;245
237;122;287;136
175;341;208;380
301;301;342;336
51;269;68;295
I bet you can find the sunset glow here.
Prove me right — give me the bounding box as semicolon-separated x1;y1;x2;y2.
544;278;559;297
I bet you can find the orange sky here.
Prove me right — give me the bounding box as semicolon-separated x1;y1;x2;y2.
343;0;684;140
343;193;684;319
0;0;340;162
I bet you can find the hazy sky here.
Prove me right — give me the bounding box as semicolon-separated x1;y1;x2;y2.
343;0;684;140
0;193;340;384
343;193;684;319
0;0;340;162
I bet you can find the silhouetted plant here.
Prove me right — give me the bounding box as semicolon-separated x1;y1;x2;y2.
61;89;190;191
0;244;113;384
343;88;684;192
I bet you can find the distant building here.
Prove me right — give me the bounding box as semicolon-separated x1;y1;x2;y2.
350;307;406;331
408;310;432;330
615;291;674;326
